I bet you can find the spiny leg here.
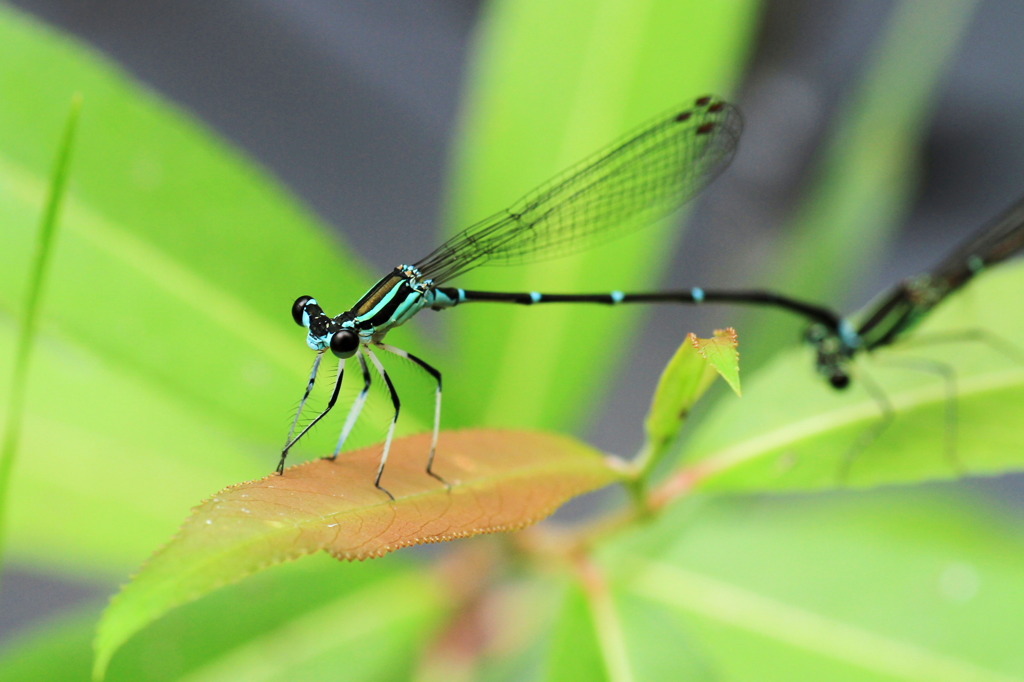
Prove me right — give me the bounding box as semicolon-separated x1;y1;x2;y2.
378;342;449;488
893;327;1024;366
330;349;372;460
278;355;346;474
838;355;968;483
865;328;1024;475
837;369;894;485
365;346;399;500
283;352;323;450
879;355;962;474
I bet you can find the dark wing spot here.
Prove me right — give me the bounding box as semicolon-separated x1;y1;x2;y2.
708;102;724;113
675;110;693;122
696;122;716;135
695;95;712;106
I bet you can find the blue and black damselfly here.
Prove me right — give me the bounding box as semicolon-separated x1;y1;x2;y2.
773;193;1024;474
795;194;1024;390
691;192;1024;478
282;96;774;496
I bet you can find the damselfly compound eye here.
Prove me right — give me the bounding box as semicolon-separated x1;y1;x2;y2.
829;372;851;390
330;329;360;358
292;295;315;326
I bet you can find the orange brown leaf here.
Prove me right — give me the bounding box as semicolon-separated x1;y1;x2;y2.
94;429;621;677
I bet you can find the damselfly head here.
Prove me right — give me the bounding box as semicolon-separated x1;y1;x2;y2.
825;368;851;389
291;295;337;352
804;322;853;390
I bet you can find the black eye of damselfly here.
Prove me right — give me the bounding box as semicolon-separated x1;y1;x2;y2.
330;329;360;358
829;372;851;390
292;295;315;326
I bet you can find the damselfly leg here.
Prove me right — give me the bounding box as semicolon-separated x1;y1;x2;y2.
835;326;1024;482
364;346;401;500
278;353;344;475
330;350;372;460
377;343;448;487
835;368;895;484
881;356;961;474
283;352;323;452
843;328;1024;479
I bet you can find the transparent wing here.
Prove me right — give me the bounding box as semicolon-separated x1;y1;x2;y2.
929;192;1024;288
415;96;743;284
856;193;1024;348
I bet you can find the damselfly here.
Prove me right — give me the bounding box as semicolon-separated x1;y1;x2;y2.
282;96;751;497
796;193;1024;389
697;193;1024;388
727;193;1024;475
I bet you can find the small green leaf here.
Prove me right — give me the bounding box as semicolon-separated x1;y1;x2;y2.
0;93;81;566
691;328;741;397
94;429;622;677
644;329;740;453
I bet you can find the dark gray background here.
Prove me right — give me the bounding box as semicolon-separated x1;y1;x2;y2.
3;0;1024;647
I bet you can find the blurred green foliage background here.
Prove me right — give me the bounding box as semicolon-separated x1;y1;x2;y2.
2;1;1024;679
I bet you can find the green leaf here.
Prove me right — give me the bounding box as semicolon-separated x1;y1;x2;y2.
0;5;426;572
0;556;446;682
639;329;741;483
94;429;621;676
0;93;81;567
610;593;717;681
544;582;608;682
604;490;1024;680
693;329;742;397
546;569;715;682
